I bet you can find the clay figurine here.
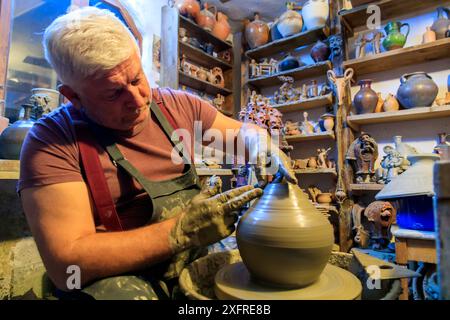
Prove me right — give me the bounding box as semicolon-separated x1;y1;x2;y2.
378;145;408;184
300;112;315;135
364;201;397;250
355;32;368;59
346;132;379;184
283;120;301;136
317;147;331;169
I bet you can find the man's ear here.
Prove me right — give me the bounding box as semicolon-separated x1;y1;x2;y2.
58;84;82;110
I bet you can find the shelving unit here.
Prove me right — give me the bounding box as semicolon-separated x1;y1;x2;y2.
246;61;332;88
179;41;232;71
285;131;335;143
343;38;450;77
272;93;333;113
245;26;330;60
178;71;232;96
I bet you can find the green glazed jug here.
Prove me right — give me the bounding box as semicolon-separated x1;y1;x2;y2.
382;21;410;51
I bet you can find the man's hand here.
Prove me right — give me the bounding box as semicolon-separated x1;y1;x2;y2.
168;184;263;254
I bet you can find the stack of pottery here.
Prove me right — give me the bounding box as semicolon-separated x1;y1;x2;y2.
212;12;231;41
245;13;270;49
237;181;334;287
431;7;450;40
382;21;410;51
353;79;378;114
174;0;200;19
310;40;330;62
195;3;216;32
277;5;303;38
396;72;439;109
302;0;329;30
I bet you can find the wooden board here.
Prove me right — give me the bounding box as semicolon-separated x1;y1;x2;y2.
161;6;180;89
343;38;450;77
179;15;232;52
0;160;19;180
349;183;384;191
339;0;449;33
272;93;333;113
347;104;450;127
195;168;232;176
0;0;13;107
179;41;232;70
245;26;330;60
246;61;332;88
285;131;335;142
294;168;337;175
179;71;232;96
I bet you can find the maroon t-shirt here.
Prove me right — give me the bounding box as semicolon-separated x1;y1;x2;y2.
18;88;218;229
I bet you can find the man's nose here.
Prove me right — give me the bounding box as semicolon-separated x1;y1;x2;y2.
124;85;147;109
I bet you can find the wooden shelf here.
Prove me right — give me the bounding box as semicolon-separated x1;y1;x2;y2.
179;15;232;52
195;168;232;176
179;41;232;70
0;160;20;180
350;183;384;192
179;71;232;96
347;105;450;128
246;61;332;88
294;168;337;176
272;93;333;113
339;0;449;34
343;38;450;77
245;26;330;60
285;131;335;142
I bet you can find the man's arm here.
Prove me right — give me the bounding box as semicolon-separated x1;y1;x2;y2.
21;181;176;291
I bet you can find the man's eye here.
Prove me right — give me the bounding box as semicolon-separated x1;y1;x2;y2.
107;90;122;100
131;78;141;86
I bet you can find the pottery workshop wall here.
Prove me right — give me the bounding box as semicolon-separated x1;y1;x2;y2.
348;10;450;169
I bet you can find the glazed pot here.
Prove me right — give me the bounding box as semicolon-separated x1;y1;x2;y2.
277;7;303;38
431;7;450;40
308;157;318;168
310;40;330;63
382;94;400;112
237;181;334;288
422;26;436;44
197;68;208;81
195;3;216;32
382;21;410;51
212;12;231;41
302;0;329;30
0;104;35;160
245;13;269;49
278;54;300;71
397;72;439;108
175;0;200;19
320;113;335;131
269;19;283;41
353;79;378;114
317;193;332;204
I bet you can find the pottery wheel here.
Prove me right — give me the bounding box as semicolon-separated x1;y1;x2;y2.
214;262;362;300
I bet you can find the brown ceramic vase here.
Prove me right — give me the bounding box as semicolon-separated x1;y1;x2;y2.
245;13;270;49
236;181;334;288
353;79;378;114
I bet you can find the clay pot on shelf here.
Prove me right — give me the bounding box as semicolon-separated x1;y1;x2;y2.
195;3;216;32
383;94;400;112
197;68;208;81
431;7;450;40
310;40;330;63
397;72;439;109
382;21;410;51
212;12;231;41
269;19;283;41
320;113;335;132
353;79;378;114
317;193;332;204
373;93;384;113
278;54;300;72
302;0;330;30
0;104;35;160
245;13;270;49
175;0;201;19
236;181;334;287
422;26;436;44
308;157;318;169
277;5;303;38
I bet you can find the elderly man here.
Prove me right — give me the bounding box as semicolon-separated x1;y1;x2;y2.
18;7;296;300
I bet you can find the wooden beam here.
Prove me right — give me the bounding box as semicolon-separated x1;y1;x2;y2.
160;5;179;89
0;0;13;115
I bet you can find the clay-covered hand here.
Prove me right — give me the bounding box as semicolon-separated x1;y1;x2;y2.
168;184;263;254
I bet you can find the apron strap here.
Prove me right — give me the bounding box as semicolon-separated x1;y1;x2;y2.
69;108;124;232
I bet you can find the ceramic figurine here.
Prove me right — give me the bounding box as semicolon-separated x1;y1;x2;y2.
259;58;273;76
245;13;270;49
382;21;410;51
431;7;450;40
308;156;318;169
369;29;383;55
327;68;353;106
277;2;303;38
179;27;188;42
213;94;225;111
328;34;344;75
317;147;331;169
249;59;259;78
346;132;379;184
364;201;396;250
283;120;301;136
422;26;437;44
397;72;439;109
302;0;329;30
379;145;408;184
308;80;319;98
210;67;225;87
383;93;400;112
218;49;232;63
269;58;279;74
353;79;378;114
301;112;315;135
354;32;368;59
394;135;419;159
434;133;450;156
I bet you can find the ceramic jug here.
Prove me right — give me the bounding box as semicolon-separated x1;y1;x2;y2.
237;180;334;288
277;4;303;38
310;40;331;62
431;7;450;40
422;26;436;44
383;93;400;112
212;12;231;41
195;3;216;32
245;13;270;49
278;54;300;71
302;0;329;30
175;0;200;19
397;72;438;109
353;79;378;114
382;21;410;51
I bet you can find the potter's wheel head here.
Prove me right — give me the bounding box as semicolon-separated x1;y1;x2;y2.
214;262;362;300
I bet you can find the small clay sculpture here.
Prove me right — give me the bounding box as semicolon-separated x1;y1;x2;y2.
346;132;379;183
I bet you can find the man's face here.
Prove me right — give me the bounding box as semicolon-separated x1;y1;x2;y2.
74;51;151;135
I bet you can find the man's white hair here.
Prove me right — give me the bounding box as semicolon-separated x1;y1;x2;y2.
43;6;139;86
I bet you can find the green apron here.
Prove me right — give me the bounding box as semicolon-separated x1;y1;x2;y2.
72;100;205;300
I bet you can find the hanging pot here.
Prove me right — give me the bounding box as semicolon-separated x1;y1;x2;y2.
174;0;201;19
0;104;35;160
302;0;329;30
431;7;450;40
195;3;216;32
212;12;231;41
237;180;334;288
245;13;270;49
397;72;438;109
353;79;378;114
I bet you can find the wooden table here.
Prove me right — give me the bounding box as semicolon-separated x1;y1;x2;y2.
392;226;437;300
